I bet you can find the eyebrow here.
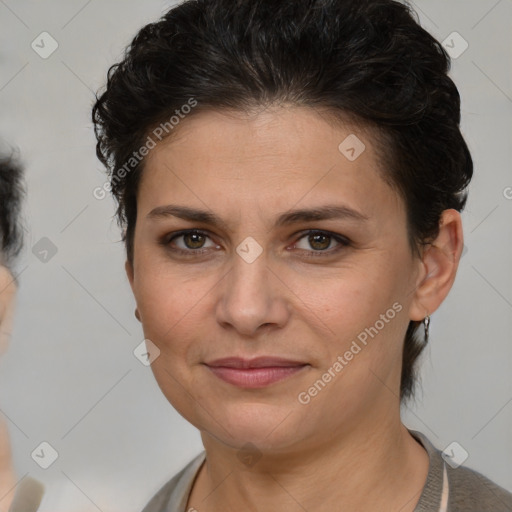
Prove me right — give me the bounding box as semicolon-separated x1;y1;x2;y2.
146;204;369;229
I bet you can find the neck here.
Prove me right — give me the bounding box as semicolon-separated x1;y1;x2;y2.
188;409;429;512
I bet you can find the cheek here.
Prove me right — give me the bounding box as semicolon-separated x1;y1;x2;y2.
300;267;408;381
297;268;394;333
133;267;215;360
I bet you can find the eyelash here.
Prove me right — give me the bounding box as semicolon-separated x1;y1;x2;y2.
161;229;350;258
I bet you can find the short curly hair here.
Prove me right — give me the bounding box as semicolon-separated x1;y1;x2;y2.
92;0;473;401
0;152;24;270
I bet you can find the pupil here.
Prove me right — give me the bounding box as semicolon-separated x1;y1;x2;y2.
309;233;330;250
185;233;204;249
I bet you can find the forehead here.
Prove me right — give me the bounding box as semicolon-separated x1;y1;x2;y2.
138;107;403;225
145;106;377;170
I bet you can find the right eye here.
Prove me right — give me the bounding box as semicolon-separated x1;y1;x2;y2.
162;229;220;255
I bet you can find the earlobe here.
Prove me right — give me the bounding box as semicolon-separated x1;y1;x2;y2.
408;209;464;322
125;259;134;289
124;260;142;323
125;261;141;322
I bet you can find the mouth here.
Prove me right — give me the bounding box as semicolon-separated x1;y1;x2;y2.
204;356;309;388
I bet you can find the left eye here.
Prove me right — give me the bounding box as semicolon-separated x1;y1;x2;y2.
293;230;348;254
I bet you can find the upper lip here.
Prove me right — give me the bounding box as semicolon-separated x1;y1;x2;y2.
205;357;308;368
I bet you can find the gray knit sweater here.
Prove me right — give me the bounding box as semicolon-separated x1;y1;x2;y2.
141;430;512;511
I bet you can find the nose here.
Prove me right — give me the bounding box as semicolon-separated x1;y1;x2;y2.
215;249;291;337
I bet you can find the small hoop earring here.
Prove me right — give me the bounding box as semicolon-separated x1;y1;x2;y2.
423;314;430;344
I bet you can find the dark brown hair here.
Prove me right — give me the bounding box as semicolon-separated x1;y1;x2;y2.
0;151;24;269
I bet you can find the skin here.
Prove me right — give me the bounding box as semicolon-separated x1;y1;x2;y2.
0;265;18;512
126;106;464;511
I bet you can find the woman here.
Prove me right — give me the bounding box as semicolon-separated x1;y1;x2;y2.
0;153;45;512
92;0;512;510
0;153;24;512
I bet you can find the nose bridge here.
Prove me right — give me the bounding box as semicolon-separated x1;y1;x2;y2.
226;247;270;310
216;243;288;334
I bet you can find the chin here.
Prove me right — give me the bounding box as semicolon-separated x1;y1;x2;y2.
198;401;305;452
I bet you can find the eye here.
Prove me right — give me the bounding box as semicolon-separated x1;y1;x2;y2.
292;230;350;256
163;229;219;255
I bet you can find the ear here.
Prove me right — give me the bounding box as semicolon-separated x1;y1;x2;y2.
125;260;142;323
125;259;135;291
409;209;464;321
0;266;16;357
0;416;17;508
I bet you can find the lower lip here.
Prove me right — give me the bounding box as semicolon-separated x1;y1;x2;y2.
206;365;307;388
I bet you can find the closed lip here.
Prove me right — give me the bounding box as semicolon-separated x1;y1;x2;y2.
204;356;308;368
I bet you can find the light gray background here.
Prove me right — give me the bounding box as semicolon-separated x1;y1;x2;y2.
0;1;510;510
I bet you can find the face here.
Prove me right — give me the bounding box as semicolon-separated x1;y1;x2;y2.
127;107;426;454
0;265;16;357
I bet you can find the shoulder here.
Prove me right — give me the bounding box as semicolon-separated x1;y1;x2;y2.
446;464;512;511
410;429;512;512
141;452;206;512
